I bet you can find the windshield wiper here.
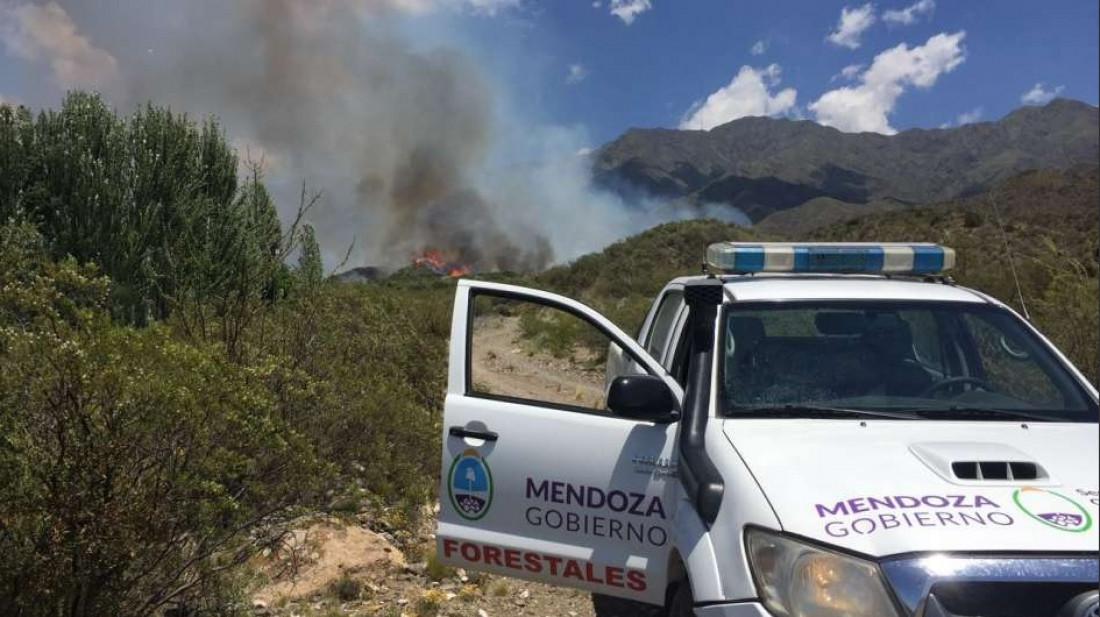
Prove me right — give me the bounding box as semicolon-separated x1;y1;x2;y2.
733;404;923;421
906;406;1056;422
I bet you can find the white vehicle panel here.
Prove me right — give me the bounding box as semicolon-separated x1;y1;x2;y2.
694;422;784;603
724;420;1100;556
438;281;683;605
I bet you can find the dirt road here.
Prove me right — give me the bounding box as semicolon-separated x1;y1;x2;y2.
470;314;606;409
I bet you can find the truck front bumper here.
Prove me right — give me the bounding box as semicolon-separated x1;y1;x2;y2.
694;555;1099;617
694;603;770;617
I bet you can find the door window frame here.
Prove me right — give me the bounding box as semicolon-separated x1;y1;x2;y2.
643;289;685;361
464;287;680;419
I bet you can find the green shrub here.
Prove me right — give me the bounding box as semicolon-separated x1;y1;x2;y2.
329;572;363;602
0;226;324;617
424;548;455;583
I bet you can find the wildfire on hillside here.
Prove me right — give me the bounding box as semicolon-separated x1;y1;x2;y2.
412;249;472;278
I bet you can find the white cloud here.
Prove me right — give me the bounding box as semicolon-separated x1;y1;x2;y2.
0;1;119;90
751;40;767;56
940;106;982;128
680;64;798;131
609;0;652;25
833;63;865;81
1020;82;1065;105
810;31;967;134
566;63;589;85
827;4;877;49
883;0;935;25
953;106;982;125
460;0;521;14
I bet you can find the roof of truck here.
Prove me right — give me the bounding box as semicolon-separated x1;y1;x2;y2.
669;274;993;304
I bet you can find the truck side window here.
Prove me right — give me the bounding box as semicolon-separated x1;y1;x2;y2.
468;292;622;414
668;307;692;386
645;291;684;360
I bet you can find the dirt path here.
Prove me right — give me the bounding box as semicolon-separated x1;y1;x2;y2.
251;517;662;617
470;314;606;409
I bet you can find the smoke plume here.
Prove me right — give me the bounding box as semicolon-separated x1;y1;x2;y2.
6;0;727;271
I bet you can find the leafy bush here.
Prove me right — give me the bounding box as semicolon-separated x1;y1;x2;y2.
424;548;456;583
242;282;450;512
0;226;324;617
328;572;363;602
0;93;296;329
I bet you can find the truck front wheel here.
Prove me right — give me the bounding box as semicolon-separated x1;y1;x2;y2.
668;581;695;617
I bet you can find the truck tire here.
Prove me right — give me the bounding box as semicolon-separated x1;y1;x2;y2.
668;581;695;617
591;594;664;617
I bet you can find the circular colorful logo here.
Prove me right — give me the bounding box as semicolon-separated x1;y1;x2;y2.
1013;488;1093;533
448;449;493;521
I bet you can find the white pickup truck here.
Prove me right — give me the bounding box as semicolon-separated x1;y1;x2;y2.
437;242;1099;617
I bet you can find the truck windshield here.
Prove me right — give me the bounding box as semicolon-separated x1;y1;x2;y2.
719;301;1097;422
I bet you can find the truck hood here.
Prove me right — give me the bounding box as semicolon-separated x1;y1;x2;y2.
723;420;1100;557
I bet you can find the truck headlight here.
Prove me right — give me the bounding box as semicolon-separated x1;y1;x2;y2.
746;528;901;617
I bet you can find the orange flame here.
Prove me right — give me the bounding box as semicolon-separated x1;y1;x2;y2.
413;249;448;271
411;249;472;278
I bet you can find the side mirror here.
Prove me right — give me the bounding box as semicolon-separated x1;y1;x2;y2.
607;375;680;424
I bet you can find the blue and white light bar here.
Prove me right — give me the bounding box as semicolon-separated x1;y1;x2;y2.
706;242;957;275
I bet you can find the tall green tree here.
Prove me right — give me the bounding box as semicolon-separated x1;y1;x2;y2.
0;92;291;329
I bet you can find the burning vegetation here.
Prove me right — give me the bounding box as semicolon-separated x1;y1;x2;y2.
412;249;473;278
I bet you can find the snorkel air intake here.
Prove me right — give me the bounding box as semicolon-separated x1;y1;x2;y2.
679;278;725;527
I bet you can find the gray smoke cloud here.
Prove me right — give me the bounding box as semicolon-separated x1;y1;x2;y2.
6;0;729;271
123;0;557;270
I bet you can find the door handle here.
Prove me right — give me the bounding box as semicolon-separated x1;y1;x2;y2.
448;426;499;442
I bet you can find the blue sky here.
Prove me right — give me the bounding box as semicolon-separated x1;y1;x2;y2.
505;0;1099;143
2;0;1097;145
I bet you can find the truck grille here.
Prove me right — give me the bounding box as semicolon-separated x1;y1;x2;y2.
880;556;1099;617
928;582;1097;617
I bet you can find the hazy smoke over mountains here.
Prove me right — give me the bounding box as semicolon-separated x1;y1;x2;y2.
3;0;719;270
130;0;556;270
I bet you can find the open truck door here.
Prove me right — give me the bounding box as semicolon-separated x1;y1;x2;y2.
436;280;683;605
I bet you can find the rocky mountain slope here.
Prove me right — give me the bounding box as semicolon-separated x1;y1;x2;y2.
594;99;1099;224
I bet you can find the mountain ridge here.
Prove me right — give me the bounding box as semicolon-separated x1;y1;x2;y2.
594;98;1099;225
